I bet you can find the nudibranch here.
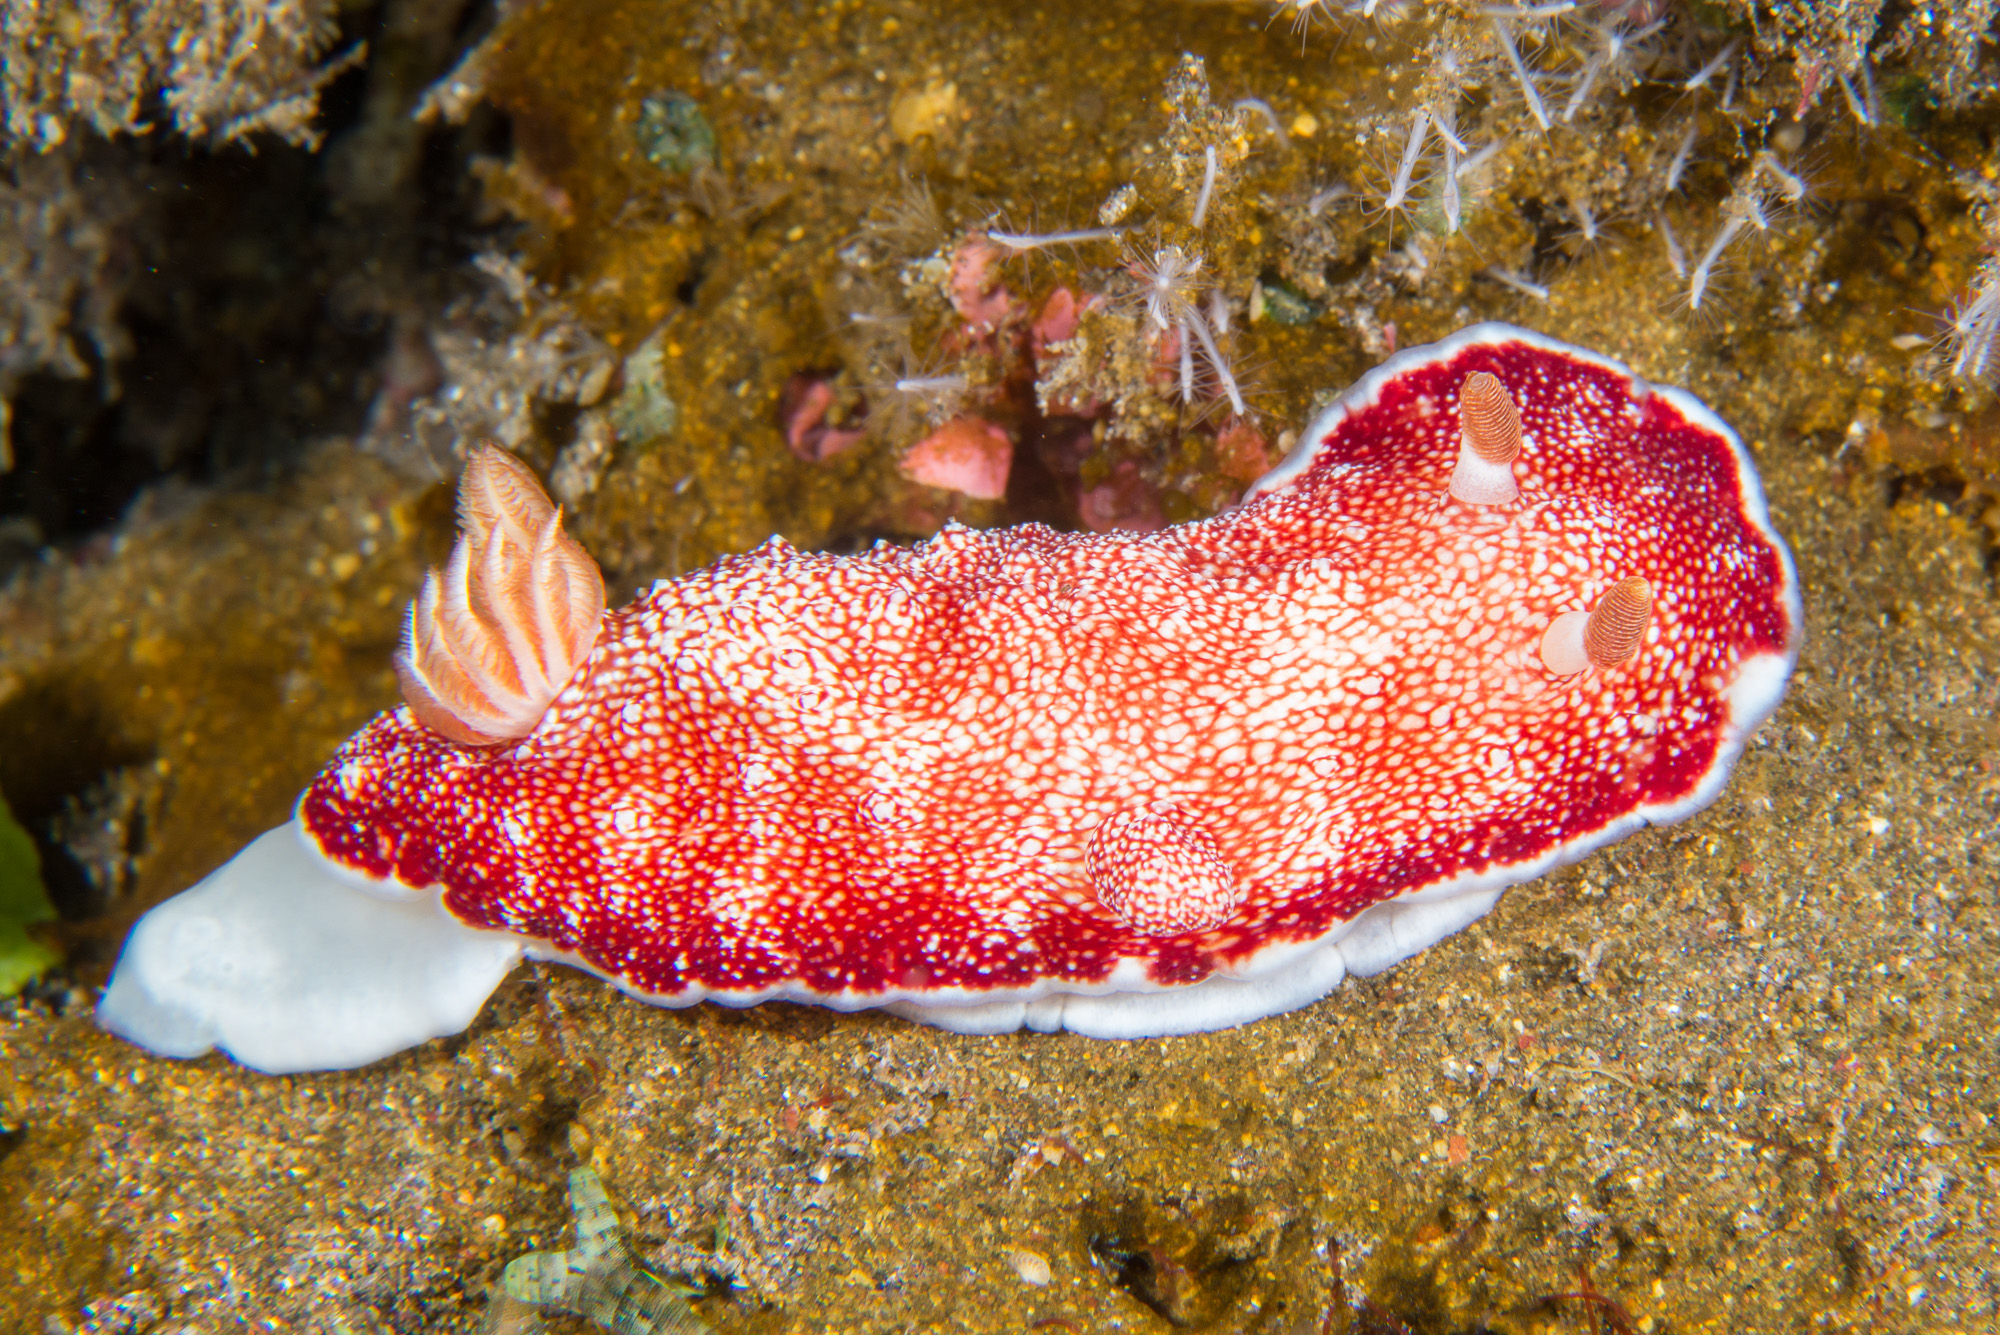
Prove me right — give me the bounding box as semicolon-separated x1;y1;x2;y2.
99;324;1801;1072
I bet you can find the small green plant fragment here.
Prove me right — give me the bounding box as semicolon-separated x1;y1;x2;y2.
0;790;58;996
1884;74;1938;131
1250;275;1324;326
636;93;717;176
494;1168;709;1335
609;331;681;446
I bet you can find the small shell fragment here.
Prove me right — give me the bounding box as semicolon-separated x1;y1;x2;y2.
1002;1247;1053;1286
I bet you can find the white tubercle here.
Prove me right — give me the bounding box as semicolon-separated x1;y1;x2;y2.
96;820;524;1073
1540;609;1593;675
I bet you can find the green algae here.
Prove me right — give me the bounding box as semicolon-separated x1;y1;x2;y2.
609;329;684;449
0;789;56;996
1250;274;1326;327
636;93;720;177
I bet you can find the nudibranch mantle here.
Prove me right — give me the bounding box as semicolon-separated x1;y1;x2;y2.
99;324;1802;1072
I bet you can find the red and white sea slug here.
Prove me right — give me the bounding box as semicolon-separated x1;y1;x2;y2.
99;324;1802;1072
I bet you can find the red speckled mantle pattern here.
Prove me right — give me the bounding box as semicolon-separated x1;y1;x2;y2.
301;326;1799;1007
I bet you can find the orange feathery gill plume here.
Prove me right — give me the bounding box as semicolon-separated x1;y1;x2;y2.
394;446;606;744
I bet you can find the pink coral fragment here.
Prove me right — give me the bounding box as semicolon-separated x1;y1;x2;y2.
900;416;1014;500
1213;420;1274;486
781;373;867;462
1032;287;1085;362
948;235;1014;330
1077;459;1165;533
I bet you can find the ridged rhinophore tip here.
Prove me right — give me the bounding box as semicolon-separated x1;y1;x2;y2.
1539;576;1656;675
1458;371;1522;465
1448;372;1522;504
395;445;607;744
1583;576;1655;669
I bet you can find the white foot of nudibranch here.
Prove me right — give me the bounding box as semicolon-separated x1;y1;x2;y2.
97;821;525;1073
882;943;1353;1039
882;879;1512;1039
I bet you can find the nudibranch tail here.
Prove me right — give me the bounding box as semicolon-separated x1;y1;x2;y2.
95;821;526;1073
1448;370;1522;504
394;446;606;744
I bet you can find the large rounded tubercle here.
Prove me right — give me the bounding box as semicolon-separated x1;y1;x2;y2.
96;820;524;1072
